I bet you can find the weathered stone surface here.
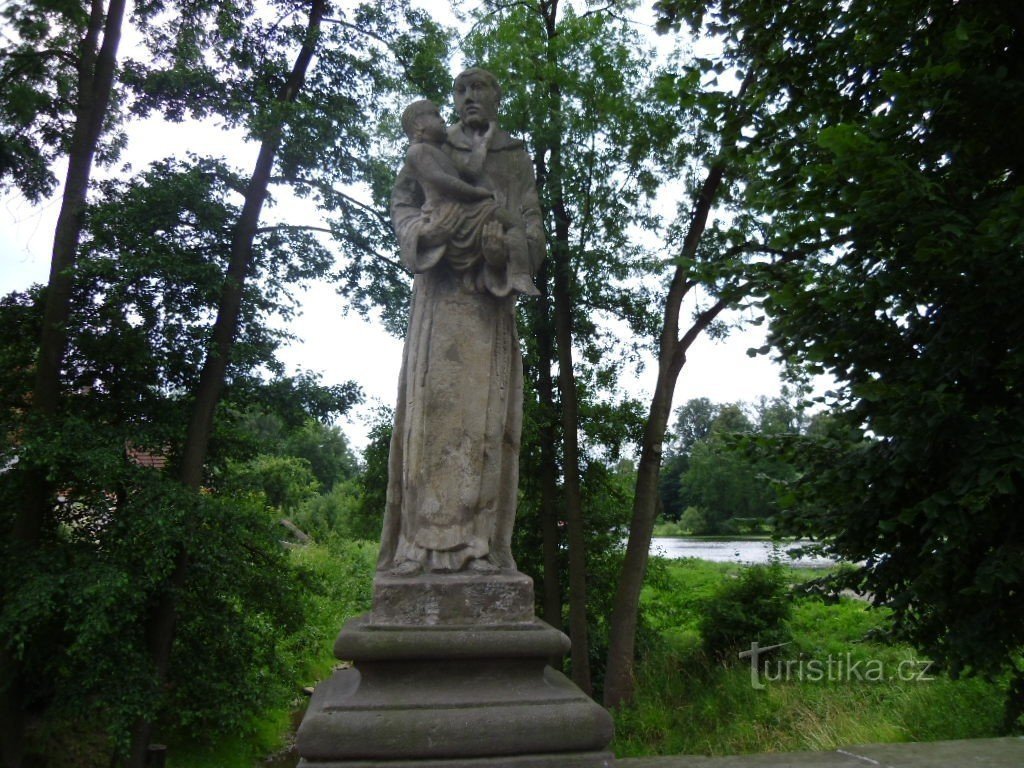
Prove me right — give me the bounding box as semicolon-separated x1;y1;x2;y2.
334;614;568;662
618;754;865;767
378;68;546;577
844;736;1024;766
371;571;535;626
295;70;613;768
298;616;613;766
299;753;614;768
616;737;1024;767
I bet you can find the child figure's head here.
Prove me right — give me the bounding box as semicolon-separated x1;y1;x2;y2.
401;99;447;145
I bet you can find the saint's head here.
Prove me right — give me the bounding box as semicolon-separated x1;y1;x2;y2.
454;68;502;131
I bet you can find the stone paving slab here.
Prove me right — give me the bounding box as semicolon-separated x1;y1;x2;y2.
617;737;1024;767
619;751;863;767
843;737;1024;766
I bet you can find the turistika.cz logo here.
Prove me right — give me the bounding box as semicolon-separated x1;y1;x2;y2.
739;641;935;690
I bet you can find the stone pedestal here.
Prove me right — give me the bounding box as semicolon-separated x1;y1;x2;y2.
371;571;535;626
296;574;615;767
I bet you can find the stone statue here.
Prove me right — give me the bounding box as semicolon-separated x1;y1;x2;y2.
378;68;546;577
297;71;614;768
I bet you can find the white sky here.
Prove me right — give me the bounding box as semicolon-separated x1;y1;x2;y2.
0;1;791;453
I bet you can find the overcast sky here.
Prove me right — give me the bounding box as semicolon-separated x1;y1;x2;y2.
0;1;791;452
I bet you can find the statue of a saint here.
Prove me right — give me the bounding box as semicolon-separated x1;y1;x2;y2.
378;68;545;576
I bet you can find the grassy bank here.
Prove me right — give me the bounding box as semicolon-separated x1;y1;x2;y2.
165;552;1009;765
612;558;1008;757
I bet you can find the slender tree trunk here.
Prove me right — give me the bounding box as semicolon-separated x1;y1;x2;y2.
603;167;738;708
531;264;564;633
2;2;127;765
535;0;592;696
551;204;591;694
602;291;732;709
124;2;325;763
603;359;682;709
602;66;758;709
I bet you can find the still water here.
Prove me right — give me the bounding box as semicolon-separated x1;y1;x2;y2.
650;537;836;568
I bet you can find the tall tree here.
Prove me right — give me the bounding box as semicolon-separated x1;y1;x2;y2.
1;1;131;763
120;2;450;761
602;0;843;706
464;0;664;694
649;0;1024;724
124;3;328;758
0;151;359;766
700;0;1024;727
603;65;756;711
1;0;451;762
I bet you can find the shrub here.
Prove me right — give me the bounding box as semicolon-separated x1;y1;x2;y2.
679;506;708;534
292;480;377;541
699;563;792;660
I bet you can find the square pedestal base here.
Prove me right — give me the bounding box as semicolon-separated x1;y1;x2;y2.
297;615;615;767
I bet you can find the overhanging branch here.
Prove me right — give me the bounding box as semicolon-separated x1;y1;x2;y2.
255;222;405;275
269;174;390;224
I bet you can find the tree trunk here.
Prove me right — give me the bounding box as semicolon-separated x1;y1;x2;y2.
531;265;564;633
602;167;737;709
602;364;679;709
602;66;758;709
2;2;127;765
551;205;591;694
536;0;592;696
124;2;326;763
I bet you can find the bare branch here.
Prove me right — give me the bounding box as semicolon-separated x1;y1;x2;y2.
256;222;405;275
268;175;390;224
718;236;844;262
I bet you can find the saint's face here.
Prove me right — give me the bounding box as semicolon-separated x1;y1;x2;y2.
454;74;499;129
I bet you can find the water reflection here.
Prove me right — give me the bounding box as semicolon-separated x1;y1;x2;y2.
650;537;835;568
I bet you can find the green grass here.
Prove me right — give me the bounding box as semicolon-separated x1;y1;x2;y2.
165;709;293;768
613;558;1008;758
167;553;1008;766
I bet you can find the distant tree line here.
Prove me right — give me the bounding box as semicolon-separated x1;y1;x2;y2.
657;395;813;535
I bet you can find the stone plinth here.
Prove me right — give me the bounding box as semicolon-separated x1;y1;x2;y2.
372;571;534;626
296;611;615;767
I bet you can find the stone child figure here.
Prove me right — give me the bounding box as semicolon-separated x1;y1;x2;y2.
379;69;546;576
399;98;539;297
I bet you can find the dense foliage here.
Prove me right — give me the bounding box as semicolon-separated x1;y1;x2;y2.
659;396;806;533
655;0;1024;726
698;563;791;659
615;559;1008;757
1;1;449;764
0;155;359;762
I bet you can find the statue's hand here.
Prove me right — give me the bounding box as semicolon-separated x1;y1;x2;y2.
482;121;496;148
468;122;496;156
481;221;508;267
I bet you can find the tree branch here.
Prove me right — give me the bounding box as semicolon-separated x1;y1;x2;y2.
320;16;439;84
255;223;405;275
716;236;843;263
269;174;390;224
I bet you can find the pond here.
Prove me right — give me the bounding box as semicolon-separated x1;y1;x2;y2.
650;536;836;568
